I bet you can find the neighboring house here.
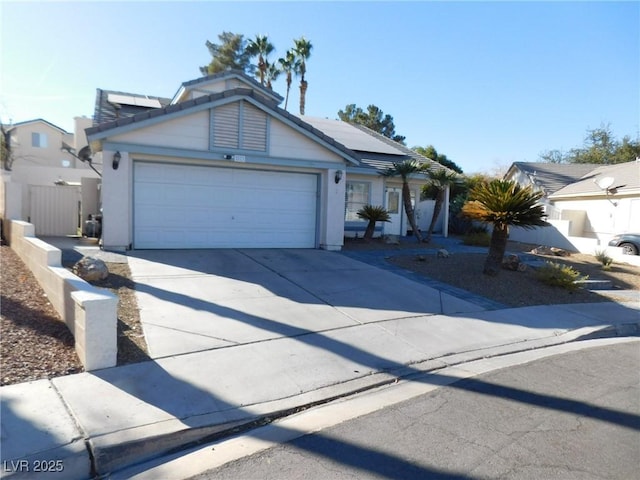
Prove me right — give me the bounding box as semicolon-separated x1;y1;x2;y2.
1;117;101;237
85;70;452;251
505;160;640;252
548;161;640;240
504;162;596;213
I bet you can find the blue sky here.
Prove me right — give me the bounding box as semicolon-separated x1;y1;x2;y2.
1;1;638;173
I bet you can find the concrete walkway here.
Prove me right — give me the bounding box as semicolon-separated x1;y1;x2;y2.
1;242;639;479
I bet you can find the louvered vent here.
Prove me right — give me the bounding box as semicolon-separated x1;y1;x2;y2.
241;103;267;151
211;101;267;152
213;103;240;148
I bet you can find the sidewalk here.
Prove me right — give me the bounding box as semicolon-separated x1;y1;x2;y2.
1;241;639;480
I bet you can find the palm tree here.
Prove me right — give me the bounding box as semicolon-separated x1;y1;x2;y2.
264;60;281;90
382;160;424;242
246;35;274;86
462;179;549;276
423;168;460;243
278;50;296;110
293;37;312;115
357;205;391;241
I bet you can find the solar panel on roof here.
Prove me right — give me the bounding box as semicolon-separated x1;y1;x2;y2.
107;93;162;108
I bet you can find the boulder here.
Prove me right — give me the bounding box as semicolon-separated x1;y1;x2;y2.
531;245;570;257
437;249;450;258
73;257;109;282
502;254;527;272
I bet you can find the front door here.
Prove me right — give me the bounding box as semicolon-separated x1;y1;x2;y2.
385;187;402;235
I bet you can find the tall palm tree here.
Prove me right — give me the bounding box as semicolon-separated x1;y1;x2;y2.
264;60;281;90
423;168;460;243
278;50;296;110
462;179;549;276
293;37;312;115
246;35;274;86
382;160;424;242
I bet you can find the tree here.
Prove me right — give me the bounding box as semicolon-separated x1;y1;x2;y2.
200;32;252;76
382;160;424;242
1;123;13;171
413;145;463;173
246;35;275;86
462;180;548;276
278;50;296;110
357;205;391;241
539;124;640;164
423;168;460;243
293;37;313;115
338;104;406;144
264;61;281;90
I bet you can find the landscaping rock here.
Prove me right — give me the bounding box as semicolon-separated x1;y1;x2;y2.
502;254;527;272
530;245;571;257
73;257;109;282
437;249;450;258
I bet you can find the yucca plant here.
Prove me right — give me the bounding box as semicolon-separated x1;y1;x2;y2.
357;205;391;241
594;249;614;270
462;180;549;276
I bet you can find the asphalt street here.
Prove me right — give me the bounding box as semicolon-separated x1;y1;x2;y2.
184;341;639;480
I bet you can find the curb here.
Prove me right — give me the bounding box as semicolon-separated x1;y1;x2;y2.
99;320;639;478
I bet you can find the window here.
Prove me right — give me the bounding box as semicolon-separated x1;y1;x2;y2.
345;181;370;221
31;132;48;148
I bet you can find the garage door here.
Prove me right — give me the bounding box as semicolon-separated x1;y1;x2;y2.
134;162;318;248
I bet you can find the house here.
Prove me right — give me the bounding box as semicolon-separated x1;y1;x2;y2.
548;161;640;239
504;162;597;211
86;70;451;251
505;160;640;252
0;117;100;237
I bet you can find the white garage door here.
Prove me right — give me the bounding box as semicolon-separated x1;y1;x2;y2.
134;162;318;248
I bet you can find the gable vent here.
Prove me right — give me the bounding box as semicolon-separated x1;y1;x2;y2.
241;103;267;151
212;103;240;148
211;101;267;152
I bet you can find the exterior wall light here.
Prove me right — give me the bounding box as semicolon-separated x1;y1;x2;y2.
112;151;121;170
334;170;343;184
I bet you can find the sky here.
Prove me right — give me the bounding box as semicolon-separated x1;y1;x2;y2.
1;1;638;173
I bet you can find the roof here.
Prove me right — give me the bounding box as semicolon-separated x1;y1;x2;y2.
93;88;172;126
549;161;640;199
173;70;284;105
299;116;454;175
507;162;597;195
8;118;69;134
299;116;405;156
86;88;360;165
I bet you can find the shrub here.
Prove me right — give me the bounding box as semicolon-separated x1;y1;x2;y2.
594;249;613;270
535;261;588;292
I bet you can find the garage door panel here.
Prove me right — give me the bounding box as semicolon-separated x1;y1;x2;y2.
134;163;318;249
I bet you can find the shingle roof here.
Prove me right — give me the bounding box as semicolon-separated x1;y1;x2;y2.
508;162;597;195
86;88;360;164
93;88;172;126
550;161;640;198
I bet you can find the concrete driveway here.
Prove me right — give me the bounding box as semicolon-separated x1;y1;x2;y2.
127;249;486;359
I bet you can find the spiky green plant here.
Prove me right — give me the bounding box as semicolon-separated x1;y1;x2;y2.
594;249;614;270
536;261;588;292
357;205;391;241
462;179;549;276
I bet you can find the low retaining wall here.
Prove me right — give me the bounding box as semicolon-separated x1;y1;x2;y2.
9;220;118;370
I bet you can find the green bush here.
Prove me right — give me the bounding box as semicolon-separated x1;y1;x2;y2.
463;231;491;246
535;261;588;292
594;249;613;270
